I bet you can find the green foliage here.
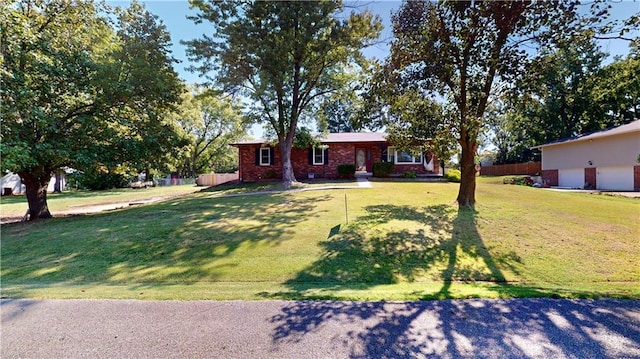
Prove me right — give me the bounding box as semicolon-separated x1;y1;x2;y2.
292;127;320;149
185;0;382;184
594;47;639;123
503;176;534;187
361;67;457;163
385;0;618;207
171;87;246;177
264;169;277;179
0;0;184;219
493;39;638;163
318;70;367;133
337;164;356;178
506;39;607;151
402;171;417;179
372;162;394;178
75;167;131;191
444;169;461;183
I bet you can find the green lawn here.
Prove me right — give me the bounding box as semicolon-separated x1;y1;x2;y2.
0;184;202;218
1;178;638;300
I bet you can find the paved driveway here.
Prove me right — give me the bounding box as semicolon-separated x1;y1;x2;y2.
2;298;639;358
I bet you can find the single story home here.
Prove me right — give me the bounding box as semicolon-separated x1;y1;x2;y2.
1;169;68;195
231;132;440;182
533;119;640;191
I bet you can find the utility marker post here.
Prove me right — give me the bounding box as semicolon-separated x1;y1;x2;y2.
344;193;348;224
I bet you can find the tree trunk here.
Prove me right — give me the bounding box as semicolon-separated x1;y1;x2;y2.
456;139;478;209
53;170;63;193
191;150;198;179
19;170;53;221
280;140;297;188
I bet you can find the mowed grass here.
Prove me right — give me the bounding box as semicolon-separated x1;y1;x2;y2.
1;177;638;300
0;184;202;218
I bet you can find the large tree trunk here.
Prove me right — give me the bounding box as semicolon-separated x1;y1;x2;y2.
456;139;478;209
280;140;297;188
19;170;53;221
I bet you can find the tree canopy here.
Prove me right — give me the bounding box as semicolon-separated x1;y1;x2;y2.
1;0;184;220
490;39;639;164
384;0;635;208
172;88;247;178
185;0;382;187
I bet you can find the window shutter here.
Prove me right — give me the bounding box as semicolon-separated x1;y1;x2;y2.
324;148;329;165
269;148;275;165
381;146;388;162
308;148;313;165
255;148;260;165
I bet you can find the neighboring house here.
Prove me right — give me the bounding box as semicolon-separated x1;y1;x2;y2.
533;120;640;191
231;132;440;182
1;170;68;195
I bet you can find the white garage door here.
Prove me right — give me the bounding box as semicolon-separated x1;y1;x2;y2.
558;168;584;189
597;166;634;191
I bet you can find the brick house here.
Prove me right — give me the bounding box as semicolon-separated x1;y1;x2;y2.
533;119;640;191
231;132;440;182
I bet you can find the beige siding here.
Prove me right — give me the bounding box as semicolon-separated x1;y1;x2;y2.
541;132;640;170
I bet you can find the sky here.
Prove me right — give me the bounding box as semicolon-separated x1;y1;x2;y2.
106;0;639;138
108;0;399;84
107;0;640;85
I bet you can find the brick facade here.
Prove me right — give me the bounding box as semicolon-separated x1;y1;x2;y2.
541;169;558;186
584;167;596;190
236;142;439;182
635;165;640;191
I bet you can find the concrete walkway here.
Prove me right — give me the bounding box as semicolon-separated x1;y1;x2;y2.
356;177;372;188
544;187;640;198
2;298;639;358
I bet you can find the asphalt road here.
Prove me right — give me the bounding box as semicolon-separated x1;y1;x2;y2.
2;298;639;358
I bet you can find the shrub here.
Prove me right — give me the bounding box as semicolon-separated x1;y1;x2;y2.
337;164;356;178
373;162;394;177
75;169;130;190
444;169;461;183
264;169;277;179
503;176;534;186
402;171;417;178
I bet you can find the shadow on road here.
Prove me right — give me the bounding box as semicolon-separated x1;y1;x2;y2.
268;298;640;358
267;203;640;357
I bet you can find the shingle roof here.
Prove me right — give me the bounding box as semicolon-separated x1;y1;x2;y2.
532;119;640;149
320;132;387;143
231;132;387;146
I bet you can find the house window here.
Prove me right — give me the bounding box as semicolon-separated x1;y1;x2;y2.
313;147;324;165
260;147;271;166
388;147;422;164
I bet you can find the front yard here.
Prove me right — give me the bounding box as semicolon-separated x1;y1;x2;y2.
1;178;638;300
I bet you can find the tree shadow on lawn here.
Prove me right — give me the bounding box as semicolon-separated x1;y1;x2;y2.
1;192;332;287
266;204;639;357
272;204;523;298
